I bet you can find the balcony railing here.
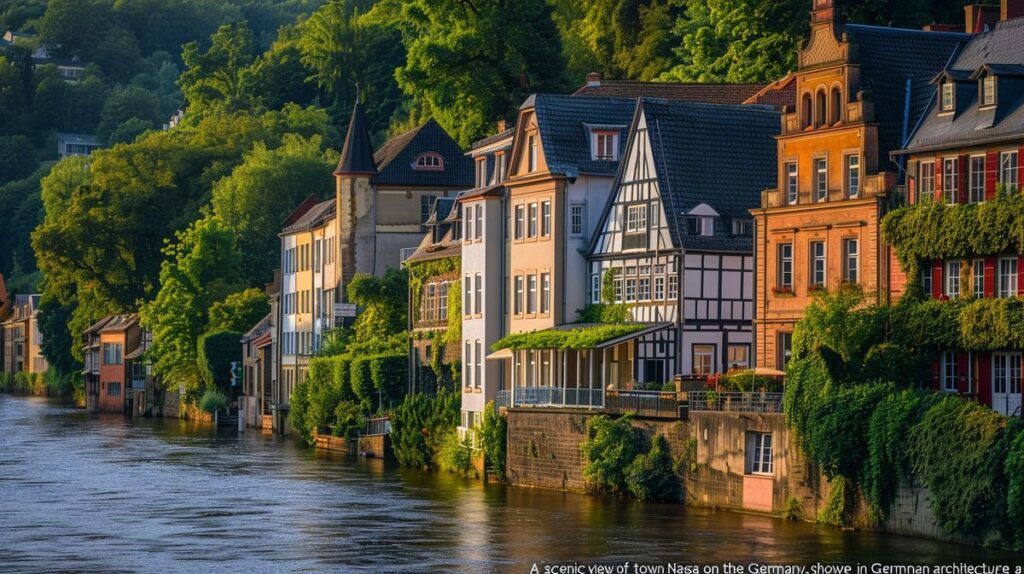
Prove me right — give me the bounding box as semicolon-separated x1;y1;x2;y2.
687;391;784;414
495;390;510;410
359;416;392;437
511;387;604;409
605;390;681;418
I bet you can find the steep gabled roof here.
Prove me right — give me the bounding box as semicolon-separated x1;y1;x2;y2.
591;99;779;254
281;199;335;234
334;100;377;177
99;314;139;333
372;119;474;187
527;94;638;177
574;80;766;105
900;17;1024;153
840;23;968;167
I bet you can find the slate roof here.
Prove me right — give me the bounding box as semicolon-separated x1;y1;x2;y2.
743;75;797;109
527;94;639;177
372;119;474;188
840;24;968;168
424;197;457;225
574;80;766;105
457;183;505;202
471;127;515;150
900;17;1024;154
334;100;377;176
281;199;335;234
99;314;139;333
619;99;779;253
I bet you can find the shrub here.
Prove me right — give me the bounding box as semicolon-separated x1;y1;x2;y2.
370;353;407;408
334;355;354;401
199;388;229;414
438;429;474;475
197;330;242;394
1005;427;1024;550
625;435;681;502
350;356;375;410
580;414;640;494
332;400;366;440
818;476;849;526
389;387;459;469
864;389;935;519
289;377;312;443
803;382;890;479
478;401;507;478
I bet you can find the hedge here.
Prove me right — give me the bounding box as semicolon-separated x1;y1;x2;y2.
492;323;648;352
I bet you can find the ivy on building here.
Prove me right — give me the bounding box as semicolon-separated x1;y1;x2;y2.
492;323;648;352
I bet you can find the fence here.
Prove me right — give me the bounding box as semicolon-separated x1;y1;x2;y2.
605;390;681;418
687;391;784;414
360;416;392;436
495;390;510;410
510;387;604;409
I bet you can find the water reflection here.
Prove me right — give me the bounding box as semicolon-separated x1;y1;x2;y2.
0;395;1019;573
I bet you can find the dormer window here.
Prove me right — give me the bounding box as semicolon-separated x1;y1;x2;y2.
732;220;752;236
593;131;618;161
687;216;713;236
981;74;996;107
413;152;444;171
940;82;954;112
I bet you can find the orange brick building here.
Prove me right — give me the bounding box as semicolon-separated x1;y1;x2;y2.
750;0;967;370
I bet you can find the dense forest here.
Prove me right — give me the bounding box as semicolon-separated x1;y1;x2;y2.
0;0;981;383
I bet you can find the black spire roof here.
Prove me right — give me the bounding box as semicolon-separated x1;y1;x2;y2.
334;98;377;176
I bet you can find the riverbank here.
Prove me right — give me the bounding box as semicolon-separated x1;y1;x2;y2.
2;393;1018;573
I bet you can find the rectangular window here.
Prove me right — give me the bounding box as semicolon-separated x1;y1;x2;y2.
314;239;321;269
1001;151;1019;189
973;259;985;299
692;344;715;376
497;153;506;182
476;157;487;188
514;276;524;315
439;282;448;320
475;340;482;389
941;82;954;111
654;276;665;300
570;203;585;236
815;158;827;202
843;238;859;283
946;260;961;298
944;157;959;204
465;208;474;240
514;205;524;239
732;220;752;236
921;266;933;298
747;432;774;475
785;162;798;205
464;340;473;388
474;274;482;315
667;275;678;300
982;75;996;107
999;257;1018;297
920;161;935;201
626;204;648;233
727;344;750;371
526;275;537;314
528;134;538;172
540;273;550;314
846;155;860;198
475;205;483;240
594;131;616;160
464;276;472;315
541;201;551;237
424;283;436;321
993;353;1022;398
778;243;793;289
810;241;826;287
102;343;123;366
638;278;651;301
970;156;986;203
942;351;958;392
625;278;636;302
591;273;601;304
778;332;793;369
528;203;538;238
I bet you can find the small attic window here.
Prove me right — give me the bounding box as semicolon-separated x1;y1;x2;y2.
940;81;954;112
413;152;445;171
980;74;996;107
687;216;714;236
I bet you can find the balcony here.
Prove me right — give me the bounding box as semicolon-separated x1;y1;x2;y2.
510;386;604;409
359;416;392;437
605;390;681;418
687;391;784;414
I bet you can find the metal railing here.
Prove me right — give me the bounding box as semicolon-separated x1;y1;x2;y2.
511;387;604;409
606;390;681;418
495;390;510;410
360;416;392;436
687;391;784;414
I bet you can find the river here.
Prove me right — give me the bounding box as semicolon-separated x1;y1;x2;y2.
0;394;1019;573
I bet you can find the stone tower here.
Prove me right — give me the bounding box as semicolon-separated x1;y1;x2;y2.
333;98;377;301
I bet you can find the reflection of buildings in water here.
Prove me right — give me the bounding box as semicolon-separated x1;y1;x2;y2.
453;481;491;567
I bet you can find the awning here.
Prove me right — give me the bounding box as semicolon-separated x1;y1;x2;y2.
486;348;513;360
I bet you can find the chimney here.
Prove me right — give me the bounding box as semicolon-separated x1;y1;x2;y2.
810;0;836;26
585;72;602;87
497;119;507;132
965;3;1000;33
1004;0;1024;20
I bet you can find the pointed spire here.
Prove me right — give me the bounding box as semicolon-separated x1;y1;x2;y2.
334;86;377;176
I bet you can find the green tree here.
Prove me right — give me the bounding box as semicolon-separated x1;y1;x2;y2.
0;135;38;187
179;21;258;114
207;288;270;333
393;0;568;146
96;85;163;144
0;56;28;135
37;0;110;59
346;268;408;354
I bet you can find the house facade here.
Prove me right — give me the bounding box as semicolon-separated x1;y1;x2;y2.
750;0;968;372
894;10;1024;417
1;294;47;375
86;314;142;414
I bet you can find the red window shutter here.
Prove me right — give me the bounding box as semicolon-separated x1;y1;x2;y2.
984;256;996;298
985;151;999;200
958;155;968;204
935;154;944;197
1017;256;1024;297
932;259;943;298
978;352;992;407
957;351;969;394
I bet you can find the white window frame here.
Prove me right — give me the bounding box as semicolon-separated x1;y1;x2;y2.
541;201;551;237
526;274;537;314
843;238;858;283
998;257;1018;298
474;273;482;315
514;276;524;315
810;241;826;287
920;161;935;200
941;351;958;393
940;82;954;112
973;258;985;299
846;154;860;199
969;155;985;203
943;157;959;204
591;273;601;304
1001;151;1018;189
747;432;774;476
528;203;538;238
981;75;996;107
692;344;715;376
593;131;618;161
475;204;483;240
778;243;793;289
814;158;827;202
540;272;550;314
570;203;585;236
785;162;798;205
514;205;525;239
626;204;648;233
946;260;961;298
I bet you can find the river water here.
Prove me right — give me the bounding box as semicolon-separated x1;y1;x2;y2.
0;395;1019;573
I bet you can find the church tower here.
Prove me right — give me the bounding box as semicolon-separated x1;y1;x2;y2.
333;96;377;301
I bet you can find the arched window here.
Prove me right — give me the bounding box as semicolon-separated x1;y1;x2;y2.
815;89;826;128
830;86;842;124
413;152;445;171
801;92;813;129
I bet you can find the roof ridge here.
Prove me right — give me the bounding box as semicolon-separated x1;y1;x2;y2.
844;22;970;38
